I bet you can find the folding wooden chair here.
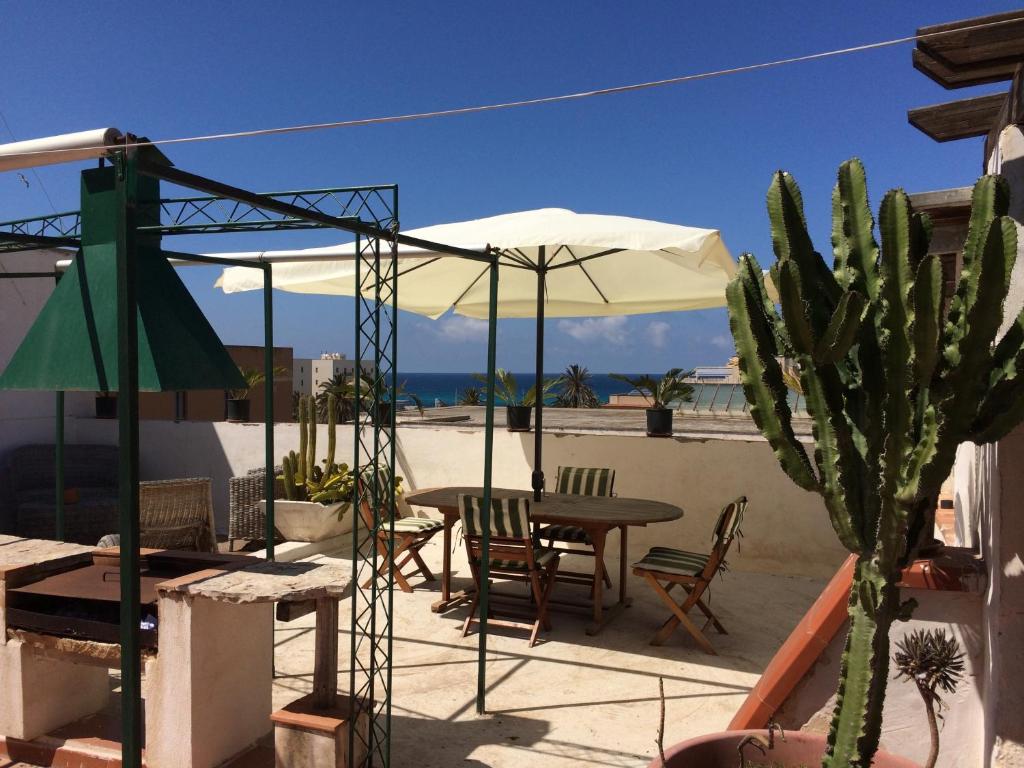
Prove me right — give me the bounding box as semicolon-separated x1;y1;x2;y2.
458;493;560;647
536;466;616;591
359;469;444;594
632;496;747;655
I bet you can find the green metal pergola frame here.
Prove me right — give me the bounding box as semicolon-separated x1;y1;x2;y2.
0;142;502;767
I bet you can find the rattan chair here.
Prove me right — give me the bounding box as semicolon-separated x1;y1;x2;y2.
98;478;218;553
227;467;283;550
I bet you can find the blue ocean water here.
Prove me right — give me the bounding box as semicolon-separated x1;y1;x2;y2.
397;372;628;407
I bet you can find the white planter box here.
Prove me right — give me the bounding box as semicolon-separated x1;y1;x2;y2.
259;499;352;543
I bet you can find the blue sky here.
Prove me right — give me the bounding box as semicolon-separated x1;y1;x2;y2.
0;1;1012;372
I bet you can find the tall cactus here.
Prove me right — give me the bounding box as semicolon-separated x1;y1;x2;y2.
726;159;1022;768
280;394;353;504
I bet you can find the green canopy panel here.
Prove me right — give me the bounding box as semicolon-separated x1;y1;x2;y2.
0;245;245;392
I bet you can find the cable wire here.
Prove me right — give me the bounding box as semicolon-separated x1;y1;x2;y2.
0;15;1018;164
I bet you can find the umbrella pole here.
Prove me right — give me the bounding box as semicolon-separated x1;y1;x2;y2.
532;254;545;502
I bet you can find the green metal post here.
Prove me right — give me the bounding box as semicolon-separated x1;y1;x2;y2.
349;234;361;768
386;227;398;765
114;152;143;768
532;250;545;502
55;268;65;541
477;254;499;715
55;390;64;540
264;264;275;561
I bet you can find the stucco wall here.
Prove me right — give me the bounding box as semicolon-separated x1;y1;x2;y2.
67;416;847;579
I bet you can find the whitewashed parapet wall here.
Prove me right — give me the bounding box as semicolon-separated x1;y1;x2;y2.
68;417;847;579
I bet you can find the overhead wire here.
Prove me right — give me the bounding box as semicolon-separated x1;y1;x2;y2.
0;14;1018;165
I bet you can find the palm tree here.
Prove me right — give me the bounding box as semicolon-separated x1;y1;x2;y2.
459;386;482;406
317;372;356;423
554;364;600;408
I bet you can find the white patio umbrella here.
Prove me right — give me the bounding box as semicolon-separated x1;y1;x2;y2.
213;208;737;498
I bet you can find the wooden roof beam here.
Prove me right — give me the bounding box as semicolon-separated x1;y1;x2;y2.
915;10;1024;89
907;93;1006;142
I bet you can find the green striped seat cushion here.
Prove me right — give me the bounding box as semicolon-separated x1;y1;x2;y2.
392;517;443;534
555;466;615;496
634;546;710;577
540;524;592;544
490;547;558;571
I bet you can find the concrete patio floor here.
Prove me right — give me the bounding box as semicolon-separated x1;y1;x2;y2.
272;539;827;768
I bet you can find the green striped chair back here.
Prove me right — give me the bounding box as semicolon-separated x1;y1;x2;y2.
457;494;532;539
555;466;615;497
712;496;747;554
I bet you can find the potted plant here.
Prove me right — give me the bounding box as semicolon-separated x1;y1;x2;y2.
893;629;965;768
474;369;562;431
610;369;694;436
95;391;117;419
708;160;1024;767
359;373;424;424
226;366;284;423
260;393;404;542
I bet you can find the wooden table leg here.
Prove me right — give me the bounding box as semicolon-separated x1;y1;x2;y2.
432;509;471;613
586;528;607;633
312;597;338;710
619;524;629;604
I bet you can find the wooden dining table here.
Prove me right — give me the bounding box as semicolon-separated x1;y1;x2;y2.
404;486;684;635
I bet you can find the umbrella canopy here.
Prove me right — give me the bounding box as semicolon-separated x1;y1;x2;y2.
214;208;736;318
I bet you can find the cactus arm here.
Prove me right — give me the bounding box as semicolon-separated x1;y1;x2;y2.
832;159;880;301
875;190;917;527
727;255;817;490
282;453;297;501
297;397;308;483
306;395;317;482
325;394;337;472
825;557;898;768
912;255;943;388
815;290;865;364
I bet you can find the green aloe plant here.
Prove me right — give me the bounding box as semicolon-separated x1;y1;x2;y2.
610;369;695;409
473;368;562;406
726;159;1022;767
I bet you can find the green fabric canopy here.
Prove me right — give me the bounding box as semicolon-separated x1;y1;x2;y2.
0;244;245;392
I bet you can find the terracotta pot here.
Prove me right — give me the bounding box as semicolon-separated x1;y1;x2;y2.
507;405;532;432
646;407;673;436
650;729;919;768
226;398;251;422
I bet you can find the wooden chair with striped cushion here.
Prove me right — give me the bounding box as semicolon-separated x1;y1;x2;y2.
359;467;444;594
457;494;560;647
537;466;616;591
632;496;747;655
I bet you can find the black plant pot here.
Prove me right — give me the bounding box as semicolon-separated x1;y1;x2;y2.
507;405;532;432
226;398;251;422
646;407;673;437
95;394;117;419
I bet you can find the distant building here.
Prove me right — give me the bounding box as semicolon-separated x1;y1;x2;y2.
138;345;294;422
293;353;376;396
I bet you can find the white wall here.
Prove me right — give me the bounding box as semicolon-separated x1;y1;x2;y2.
71;417;847;578
0;250;65;457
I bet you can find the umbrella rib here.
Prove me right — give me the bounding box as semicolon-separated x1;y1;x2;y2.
546;247;624;270
396;257;440;277
566;249;611;304
450;265;491;309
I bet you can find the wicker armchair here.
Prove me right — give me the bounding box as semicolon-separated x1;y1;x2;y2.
98;478;218;553
228;467;283;550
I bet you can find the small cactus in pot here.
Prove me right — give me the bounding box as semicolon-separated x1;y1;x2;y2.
726;159;1023;767
280;394;354;509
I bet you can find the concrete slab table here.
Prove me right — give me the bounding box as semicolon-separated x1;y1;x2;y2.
405;487;683;635
0;539;352;768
